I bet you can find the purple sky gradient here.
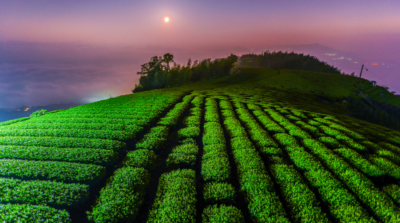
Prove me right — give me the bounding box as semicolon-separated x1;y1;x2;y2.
0;0;399;108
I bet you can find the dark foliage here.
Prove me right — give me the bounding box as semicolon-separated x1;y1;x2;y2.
346;97;400;131
133;54;238;92
239;51;343;74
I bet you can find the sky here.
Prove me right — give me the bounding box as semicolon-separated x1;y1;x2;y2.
0;0;399;108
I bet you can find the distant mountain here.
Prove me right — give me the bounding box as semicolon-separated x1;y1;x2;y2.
0;102;83;123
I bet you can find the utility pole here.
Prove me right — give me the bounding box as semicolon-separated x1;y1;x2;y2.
359;64;369;78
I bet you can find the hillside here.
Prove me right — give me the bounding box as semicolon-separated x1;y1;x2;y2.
0;69;400;222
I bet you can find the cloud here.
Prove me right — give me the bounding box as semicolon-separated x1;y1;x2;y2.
0;41;249;108
0;62;140;108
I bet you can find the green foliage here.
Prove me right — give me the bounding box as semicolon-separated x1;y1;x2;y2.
318;136;343;148
203;122;226;146
167;143;199;169
0;145;117;166
0;159;105;183
158;100;191;126
368;155;400;179
0;117;30;127
2;61;400;222
183;115;201;127
375;148;400;165
178;127;200;139
274;133;300;147
147;169;196;223
123;149;157;170
202;144;231;182
202;205;245;223
87;167;150;223
172;143;199;155
288;129;312;139
134;53;237;92
203;182;235;203
284;146;323;171
167;153;197;169
270;164;329;222
25;117;148;126
382;184;400;205
0;129;135;141
333;148;385;177
0;178;89;208
0;204;71;222
304;169;374;222
0;136;126;151
303;138;400;222
136;126;169;151
30;109;47;118
1;122;143;134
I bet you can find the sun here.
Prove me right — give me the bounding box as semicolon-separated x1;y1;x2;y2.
164;17;169;23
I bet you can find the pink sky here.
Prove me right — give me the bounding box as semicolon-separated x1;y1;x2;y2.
0;0;399;108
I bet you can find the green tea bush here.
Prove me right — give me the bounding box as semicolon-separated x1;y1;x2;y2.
203;182;236;203
334;148;385;177
0;204;71;222
183;116;201;127
0;178;89;208
0;117;30;127
172;143;199;155
368;155;400;179
318;136;343;148
303;139;400;222
87;167;150;223
0;145;117;166
167;153;197;169
382;184;400;205
136;126;169;151
26;117;148;126
295;121;320;133
304;169;374;222
274;133;300;147
123;149;157;169
147;169;196;223
288;129;312;139
30;109;47;118
270;164;329;222
0;129;135;141
202;204;245;223
0;159;105;183
202;152;231;182
178;127;200;139
0;136;126;151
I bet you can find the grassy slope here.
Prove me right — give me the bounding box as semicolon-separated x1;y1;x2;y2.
178;67;358;115
234;67;367;98
1;67;400;222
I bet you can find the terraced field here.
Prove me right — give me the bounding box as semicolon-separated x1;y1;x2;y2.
1;72;400;222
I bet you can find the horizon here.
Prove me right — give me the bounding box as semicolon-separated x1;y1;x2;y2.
1;0;399;108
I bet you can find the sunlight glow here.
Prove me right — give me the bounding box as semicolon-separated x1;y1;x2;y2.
164;17;169;23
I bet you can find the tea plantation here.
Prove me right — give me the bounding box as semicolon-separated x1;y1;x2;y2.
1;69;400;222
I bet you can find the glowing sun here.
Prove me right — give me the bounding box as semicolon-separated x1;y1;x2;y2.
164;17;170;23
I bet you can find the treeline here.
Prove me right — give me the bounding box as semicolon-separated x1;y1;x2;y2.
133;53;238;92
239;51;344;74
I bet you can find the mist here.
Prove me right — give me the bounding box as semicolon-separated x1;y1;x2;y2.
0;41;251;109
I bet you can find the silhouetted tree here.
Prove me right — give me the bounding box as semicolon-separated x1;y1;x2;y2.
162;53;174;73
133;53;238;92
